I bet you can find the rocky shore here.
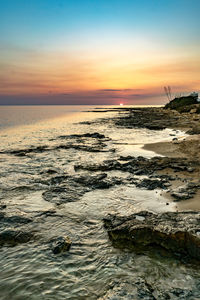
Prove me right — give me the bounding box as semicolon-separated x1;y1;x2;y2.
99;105;200;264
0;105;200;299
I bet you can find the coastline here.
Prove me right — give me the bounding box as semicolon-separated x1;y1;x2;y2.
144;133;200;211
0;105;200;299
109;106;200;211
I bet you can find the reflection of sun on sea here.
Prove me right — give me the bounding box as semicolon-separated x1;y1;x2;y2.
120;103;124;106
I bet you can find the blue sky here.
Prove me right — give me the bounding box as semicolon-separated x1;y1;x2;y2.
0;0;199;104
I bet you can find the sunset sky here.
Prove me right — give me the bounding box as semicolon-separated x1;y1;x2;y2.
0;0;200;105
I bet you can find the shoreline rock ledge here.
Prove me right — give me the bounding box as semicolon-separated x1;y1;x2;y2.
103;211;200;260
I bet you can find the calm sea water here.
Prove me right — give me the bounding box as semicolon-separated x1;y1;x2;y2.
0;105;199;299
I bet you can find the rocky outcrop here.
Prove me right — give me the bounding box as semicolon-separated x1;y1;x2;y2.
112;107;198;131
42;173;123;204
103;211;200;260
98;279;194;300
165;94;199;111
170;182;200;201
75;156;197;175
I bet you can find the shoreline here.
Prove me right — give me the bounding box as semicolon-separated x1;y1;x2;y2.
144;133;200;212
109;106;200;212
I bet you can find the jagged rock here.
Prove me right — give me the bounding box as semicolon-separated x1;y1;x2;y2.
73;173;120;189
0;230;33;246
171;182;200;201
112;107;198;131
58;132;107;139
51;236;72;254
74;173;107;185
55;143;114;153
135;178;168;190
0;213;32;224
98;279;155;300
98;279;194;300
75;156;197;175
2;145;49;156
103;211;200;260
42;173;123;204
42;185;88;204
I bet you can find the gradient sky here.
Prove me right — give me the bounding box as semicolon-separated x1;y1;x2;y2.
0;0;200;105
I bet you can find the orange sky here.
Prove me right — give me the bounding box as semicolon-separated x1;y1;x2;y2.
0;0;200;105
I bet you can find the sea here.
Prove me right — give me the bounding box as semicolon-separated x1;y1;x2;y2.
0;105;199;299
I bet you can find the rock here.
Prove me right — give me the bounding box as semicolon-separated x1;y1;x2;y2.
0;214;32;224
4;145;49;156
59;132;107;139
98;279;155;300
51;236;71;254
55;143;114;153
112;107;198;131
74;173;107;186
42;185;87;204
75;156;197;176
190;108;197;114
135;178;168;190
98;279;194;300
171;182;200;201
0;204;6;210
103;211;200;260
40;168;58;175
0;230;33;246
186;126;200;135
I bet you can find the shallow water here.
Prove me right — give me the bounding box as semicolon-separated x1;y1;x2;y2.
0;106;199;299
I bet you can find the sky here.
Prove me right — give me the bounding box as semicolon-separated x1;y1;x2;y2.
0;0;200;105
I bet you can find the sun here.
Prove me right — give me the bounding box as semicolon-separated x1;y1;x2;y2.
120;103;124;106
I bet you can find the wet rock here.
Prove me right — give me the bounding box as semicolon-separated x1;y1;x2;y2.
55;143;113;153
75;156;197;176
113;107;197;131
3;145;49;156
145;124;166;130
35;210;58;217
186;126;200;135
40;168;58;175
171;182;200;201
0;214;32;225
103;211;200;260
0;230;33;246
59;132;107;139
74;173;107;184
99;279;155;300
73;173;116;189
51;236;72;254
49;175;69;185
135;178;168;190
42;173;123;204
99;279;194;300
42;185;88;204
